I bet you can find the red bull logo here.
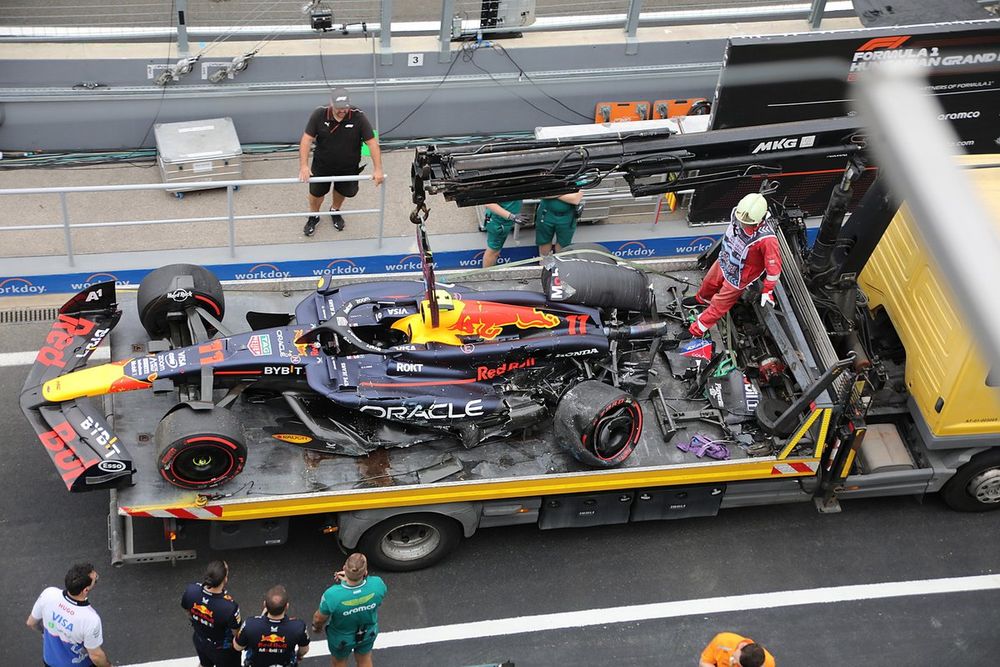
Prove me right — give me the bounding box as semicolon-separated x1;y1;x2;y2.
392;294;561;345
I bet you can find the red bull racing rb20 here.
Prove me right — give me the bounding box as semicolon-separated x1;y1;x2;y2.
21;251;670;492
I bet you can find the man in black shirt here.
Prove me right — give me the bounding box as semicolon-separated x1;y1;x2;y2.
234;585;310;667
298;88;384;236
181;560;242;667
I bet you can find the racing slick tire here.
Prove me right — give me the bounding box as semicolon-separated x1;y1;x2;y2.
357;513;462;572
558;242;617;264
155;406;247;490
941;449;1000;512
554;380;642;468
137;263;225;339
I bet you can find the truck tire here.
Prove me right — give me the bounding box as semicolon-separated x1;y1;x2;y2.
554;380;642;468
357;513;462;572
137;263;225;339
156;406;247;490
942;449;1000;512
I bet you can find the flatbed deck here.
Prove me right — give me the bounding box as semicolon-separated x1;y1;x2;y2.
110;267;825;521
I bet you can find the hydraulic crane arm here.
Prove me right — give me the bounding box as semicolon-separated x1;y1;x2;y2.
411;116;865;208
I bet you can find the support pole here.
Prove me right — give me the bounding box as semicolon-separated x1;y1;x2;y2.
226;185;236;257
625;0;642;56
60;191;75;266
379;0;393;66
176;0;190;56
439;0;456;63
808;0;828;29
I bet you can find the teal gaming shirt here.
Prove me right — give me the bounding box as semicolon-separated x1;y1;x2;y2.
319;576;388;638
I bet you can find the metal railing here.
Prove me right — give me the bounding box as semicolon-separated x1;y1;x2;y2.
0;0;856;50
0;175;386;265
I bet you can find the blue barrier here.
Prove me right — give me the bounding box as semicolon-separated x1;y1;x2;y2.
0;230;817;297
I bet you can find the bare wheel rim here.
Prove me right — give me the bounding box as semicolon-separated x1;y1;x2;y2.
967;468;1000;504
381;522;442;562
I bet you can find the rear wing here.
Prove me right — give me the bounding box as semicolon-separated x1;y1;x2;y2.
19;282;134;491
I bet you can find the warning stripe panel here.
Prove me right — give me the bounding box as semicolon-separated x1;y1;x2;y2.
770;461;818;475
123;506;223;519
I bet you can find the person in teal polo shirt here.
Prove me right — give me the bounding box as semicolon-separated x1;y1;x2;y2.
535;191;583;256
482;201;529;267
312;553;387;667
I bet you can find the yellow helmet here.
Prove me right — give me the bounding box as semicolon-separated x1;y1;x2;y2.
734;192;768;225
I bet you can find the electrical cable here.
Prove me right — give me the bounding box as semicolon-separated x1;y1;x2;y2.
489;42;594;122
379;43;466;138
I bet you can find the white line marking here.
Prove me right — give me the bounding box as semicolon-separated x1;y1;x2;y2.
121;574;1000;666
0;348;109;367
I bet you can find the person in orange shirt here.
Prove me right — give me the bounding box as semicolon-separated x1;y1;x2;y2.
699;631;775;667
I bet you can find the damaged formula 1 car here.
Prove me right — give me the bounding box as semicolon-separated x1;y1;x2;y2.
20;245;672;492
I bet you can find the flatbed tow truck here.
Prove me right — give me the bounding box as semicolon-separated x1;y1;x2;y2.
80;114;1000;569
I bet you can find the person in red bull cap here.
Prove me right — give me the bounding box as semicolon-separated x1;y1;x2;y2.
234;585;310;667
299;88;384;237
681;192;782;339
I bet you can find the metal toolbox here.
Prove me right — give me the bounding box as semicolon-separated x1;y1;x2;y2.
154;117;243;195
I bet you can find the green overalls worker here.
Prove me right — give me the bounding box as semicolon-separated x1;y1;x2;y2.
536;191;584;256
312;553;388;667
483;201;529;267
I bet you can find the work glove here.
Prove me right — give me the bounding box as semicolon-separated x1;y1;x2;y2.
511;213;530;226
760;291;775;308
688;319;707;338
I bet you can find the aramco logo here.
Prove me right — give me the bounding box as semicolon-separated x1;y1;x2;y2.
614;241;656;258
313;259;367;276
384;254;423;273
0;277;47;295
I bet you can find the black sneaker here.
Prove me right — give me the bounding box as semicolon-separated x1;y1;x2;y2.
330;209;345;231
303;215;320;237
681;295;704;308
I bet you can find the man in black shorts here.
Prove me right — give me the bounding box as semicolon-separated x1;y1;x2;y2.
298;88;384;236
233;585;310;666
181;560;242;667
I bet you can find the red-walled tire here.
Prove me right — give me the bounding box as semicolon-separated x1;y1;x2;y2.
137;263;225;339
156;407;246;490
554;380;642;468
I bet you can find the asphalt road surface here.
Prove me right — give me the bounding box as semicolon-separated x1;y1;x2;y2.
3;311;1000;666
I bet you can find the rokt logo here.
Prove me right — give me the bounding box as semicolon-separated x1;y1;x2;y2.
0;277;47;295
234;263;292;280
674;235;716;255
384;254;423;273
614;241;656;258
313;259;367;275
938;111;980;121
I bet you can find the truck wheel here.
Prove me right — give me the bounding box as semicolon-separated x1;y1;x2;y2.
554;380;642;468
137;263;225;339
156;407;247;490
942;449;1000;512
357;513;462;572
559;242;617;264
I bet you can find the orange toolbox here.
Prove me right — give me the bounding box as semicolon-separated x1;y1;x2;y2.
594;101;651;123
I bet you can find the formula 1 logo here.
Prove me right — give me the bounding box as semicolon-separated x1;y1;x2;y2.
856;36;910;52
